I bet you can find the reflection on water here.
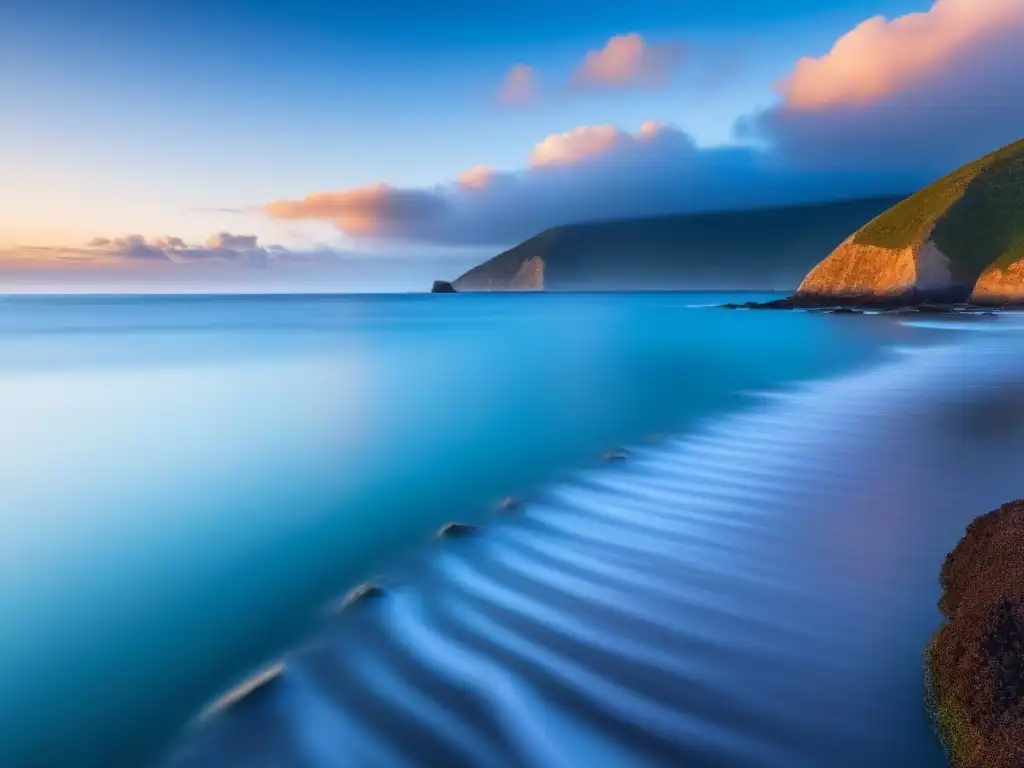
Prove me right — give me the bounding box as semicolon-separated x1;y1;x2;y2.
0;294;1019;766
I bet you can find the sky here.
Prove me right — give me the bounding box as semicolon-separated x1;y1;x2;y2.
1;0;1022;291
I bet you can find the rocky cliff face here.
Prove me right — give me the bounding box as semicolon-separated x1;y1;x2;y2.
796;236;964;301
794;138;1024;305
507;257;544;290
970;261;1024;304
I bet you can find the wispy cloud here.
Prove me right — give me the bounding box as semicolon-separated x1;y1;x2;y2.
498;63;538;106
0;233;369;269
570;33;685;90
266;185;448;237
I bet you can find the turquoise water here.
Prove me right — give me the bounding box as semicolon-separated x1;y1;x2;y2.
0;293;1018;766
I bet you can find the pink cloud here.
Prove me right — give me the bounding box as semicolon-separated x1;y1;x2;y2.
457;165;496;189
529;125;624;167
266;184;446;236
529;121;685;167
499;64;538;105
781;0;1024;109
747;0;1024;172
259;2;1022;249
571;33;685;90
264;121;854;247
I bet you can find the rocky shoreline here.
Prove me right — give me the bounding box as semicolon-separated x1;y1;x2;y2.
926;500;1024;768
721;294;1008;315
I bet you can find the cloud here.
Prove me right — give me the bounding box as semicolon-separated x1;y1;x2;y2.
2;232;289;268
747;0;1024;172
205;233;258;251
499;64;538;105
264;120;907;246
457;165;496;189
570;33;685;90
259;0;1020;250
781;0;1023;109
529;121;691;167
266;184;447;237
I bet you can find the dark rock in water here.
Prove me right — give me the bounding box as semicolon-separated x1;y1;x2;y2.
602;448;629;461
915;303;958;314
721;293;992;313
334;581;386;611
926;499;1024;768
435;522;478;538
496;496;519;512
431;280;457;293
198;662;286;721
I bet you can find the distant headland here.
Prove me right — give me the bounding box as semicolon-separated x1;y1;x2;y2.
430;196;902;293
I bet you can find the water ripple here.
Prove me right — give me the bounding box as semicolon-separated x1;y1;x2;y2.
161;338;1024;767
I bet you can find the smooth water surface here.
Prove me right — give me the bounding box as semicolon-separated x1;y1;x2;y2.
0;293;1020;766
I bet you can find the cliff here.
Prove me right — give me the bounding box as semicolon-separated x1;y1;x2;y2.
448;196;903;292
797;138;1024;304
927;500;1024;768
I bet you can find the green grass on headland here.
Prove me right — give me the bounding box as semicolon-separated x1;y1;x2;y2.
854;138;1024;280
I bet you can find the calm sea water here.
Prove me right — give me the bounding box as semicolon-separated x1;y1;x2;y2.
1;293;1022;767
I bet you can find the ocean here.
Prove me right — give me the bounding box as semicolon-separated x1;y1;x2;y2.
1;292;1022;767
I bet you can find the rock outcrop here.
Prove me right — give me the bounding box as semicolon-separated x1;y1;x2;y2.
507;257;545;290
797;238;961;302
971;261;1024;305
431;280;457;293
795;138;1024;305
926;499;1024;768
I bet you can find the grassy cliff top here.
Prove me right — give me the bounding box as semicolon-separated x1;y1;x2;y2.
853;138;1024;278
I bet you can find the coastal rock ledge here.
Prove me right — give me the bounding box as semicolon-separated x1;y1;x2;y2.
926;499;1024;768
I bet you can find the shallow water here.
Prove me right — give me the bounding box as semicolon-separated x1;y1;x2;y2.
0;293;1018;766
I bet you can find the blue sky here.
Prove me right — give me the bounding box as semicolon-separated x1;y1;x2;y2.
1;0;1021;289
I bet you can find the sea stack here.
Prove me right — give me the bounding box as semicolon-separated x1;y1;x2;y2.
431;280;457;293
795;138;1024;306
926;499;1024;768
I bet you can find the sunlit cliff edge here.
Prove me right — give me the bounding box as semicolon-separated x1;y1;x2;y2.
796;138;1024;305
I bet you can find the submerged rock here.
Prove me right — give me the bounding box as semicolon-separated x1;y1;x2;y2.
926;499;1024;768
333;581;386;612
197;662;286;722
601;448;629;461
435;522;479;538
496;496;519;512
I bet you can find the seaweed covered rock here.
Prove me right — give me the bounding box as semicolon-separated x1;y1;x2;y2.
927;499;1024;768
